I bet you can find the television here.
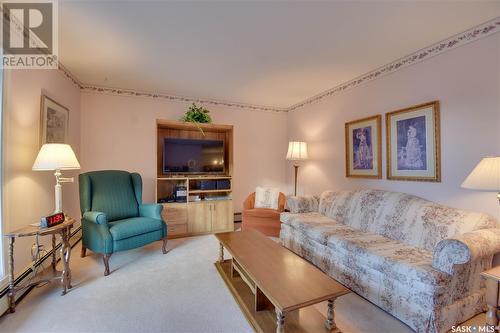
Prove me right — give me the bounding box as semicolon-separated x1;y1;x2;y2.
163;138;225;174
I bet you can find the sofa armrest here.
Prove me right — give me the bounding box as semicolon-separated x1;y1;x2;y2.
139;204;163;220
82;211;108;226
432;228;500;274
286;195;319;213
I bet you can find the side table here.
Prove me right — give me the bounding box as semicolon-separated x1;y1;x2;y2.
4;217;76;313
482;266;500;332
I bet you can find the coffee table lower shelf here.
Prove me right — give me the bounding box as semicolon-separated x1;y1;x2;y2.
215;259;339;333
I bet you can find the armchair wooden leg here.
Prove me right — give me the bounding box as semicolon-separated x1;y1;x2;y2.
103;254;111;276
162;237;168;254
80;246;87;258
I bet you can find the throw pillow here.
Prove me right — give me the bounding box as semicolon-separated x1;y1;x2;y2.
254;187;280;210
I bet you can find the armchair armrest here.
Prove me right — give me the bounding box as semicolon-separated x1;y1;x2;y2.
243;193;255;210
432;228;500;275
82;211;108;226
286;195;319;213
139;204;163;220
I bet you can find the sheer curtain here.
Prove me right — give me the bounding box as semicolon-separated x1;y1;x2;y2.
0;53;4;279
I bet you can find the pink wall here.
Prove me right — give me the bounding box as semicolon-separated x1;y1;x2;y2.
3;69;81;272
2;30;498;278
287;34;500;221
80;93;288;211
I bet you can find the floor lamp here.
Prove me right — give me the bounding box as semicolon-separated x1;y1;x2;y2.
286;141;308;196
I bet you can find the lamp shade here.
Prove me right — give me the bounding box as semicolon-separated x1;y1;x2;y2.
32;144;81;171
286;141;308;161
461;156;500;191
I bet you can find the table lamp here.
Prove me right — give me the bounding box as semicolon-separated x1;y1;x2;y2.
32;144;81;213
461;156;500;204
286;141;308;196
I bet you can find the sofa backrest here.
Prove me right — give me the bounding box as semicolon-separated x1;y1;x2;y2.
319;189;496;251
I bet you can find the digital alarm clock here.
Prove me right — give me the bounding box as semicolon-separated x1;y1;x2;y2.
40;212;65;228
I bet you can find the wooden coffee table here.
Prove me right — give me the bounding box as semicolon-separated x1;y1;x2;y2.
215;230;350;333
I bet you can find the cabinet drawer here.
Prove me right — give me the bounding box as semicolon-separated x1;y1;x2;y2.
162;204;188;225
167;223;187;236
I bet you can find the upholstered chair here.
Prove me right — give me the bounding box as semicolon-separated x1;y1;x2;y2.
79;170;167;276
241;192;286;237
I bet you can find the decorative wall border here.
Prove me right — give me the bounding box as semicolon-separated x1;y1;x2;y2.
79;85;287;112
56;62;286;112
287;17;500;112
56;17;500;113
58;63;82;88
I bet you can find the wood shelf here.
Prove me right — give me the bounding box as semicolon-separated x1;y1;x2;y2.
189;189;232;194
157;176;232;181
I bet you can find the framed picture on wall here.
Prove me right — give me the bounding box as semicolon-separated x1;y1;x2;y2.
345;114;382;178
386;101;440;182
40;95;69;145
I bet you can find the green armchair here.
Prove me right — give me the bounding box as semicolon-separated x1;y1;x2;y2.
79;170;167;276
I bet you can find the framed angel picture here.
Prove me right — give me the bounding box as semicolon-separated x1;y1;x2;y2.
386;101;441;182
40;95;69;145
345;114;382;178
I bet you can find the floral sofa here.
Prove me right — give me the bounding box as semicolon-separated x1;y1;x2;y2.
280;189;500;333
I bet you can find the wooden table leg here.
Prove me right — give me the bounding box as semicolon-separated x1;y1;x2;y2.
7;237;15;313
485;279;499;331
51;234;57;271
60;227;72;295
219;242;224;262
276;309;285;333
325;298;337;331
485;304;499;332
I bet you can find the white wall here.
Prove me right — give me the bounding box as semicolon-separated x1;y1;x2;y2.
287;34;500;221
80;93;288;211
3;69;81;273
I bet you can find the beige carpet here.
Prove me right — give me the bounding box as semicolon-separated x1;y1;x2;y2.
0;234;485;333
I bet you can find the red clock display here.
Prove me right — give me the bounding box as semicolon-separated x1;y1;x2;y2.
45;212;65;227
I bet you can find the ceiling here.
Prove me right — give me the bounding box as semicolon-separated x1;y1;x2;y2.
59;1;500;109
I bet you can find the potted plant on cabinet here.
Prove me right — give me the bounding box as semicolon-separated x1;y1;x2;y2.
180;103;212;135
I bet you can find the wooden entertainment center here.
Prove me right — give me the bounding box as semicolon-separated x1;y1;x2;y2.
156;119;234;239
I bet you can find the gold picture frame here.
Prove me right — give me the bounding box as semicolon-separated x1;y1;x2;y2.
386;101;440;182
40;95;69;145
345;114;382;179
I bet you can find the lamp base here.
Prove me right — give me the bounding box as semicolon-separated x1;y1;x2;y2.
53;169;74;213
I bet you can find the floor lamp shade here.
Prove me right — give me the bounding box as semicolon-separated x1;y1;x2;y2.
286;141;309;161
286;141;308;196
32;144;81;213
461;156;500;203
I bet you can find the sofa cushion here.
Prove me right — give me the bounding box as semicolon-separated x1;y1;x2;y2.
109;217;164;241
254;186;280;209
280;212;357;245
281;212;332;227
326;229;449;287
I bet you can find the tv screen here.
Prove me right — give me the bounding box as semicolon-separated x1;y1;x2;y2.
163;138;225;174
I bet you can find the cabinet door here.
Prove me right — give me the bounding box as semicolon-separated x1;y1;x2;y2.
211;200;233;232
162;203;188;225
188;202;211;233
